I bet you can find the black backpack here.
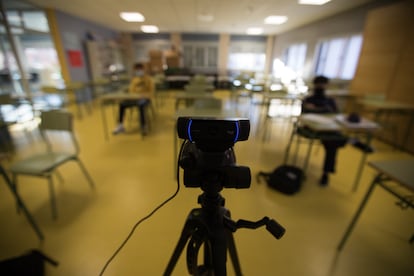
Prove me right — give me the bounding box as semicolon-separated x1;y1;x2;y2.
0;250;58;276
257;165;304;195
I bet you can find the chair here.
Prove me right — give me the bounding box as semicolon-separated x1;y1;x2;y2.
63;82;93;119
88;78;112;98
9;110;95;219
283;121;321;174
261;89;300;141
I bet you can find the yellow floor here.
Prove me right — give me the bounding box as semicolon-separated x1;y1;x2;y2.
1;91;413;275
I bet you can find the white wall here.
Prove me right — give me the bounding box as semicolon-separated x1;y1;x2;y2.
218;34;230;76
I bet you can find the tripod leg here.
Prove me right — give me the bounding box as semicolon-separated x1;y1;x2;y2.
164;220;194;276
210;226;229;276
226;231;242;276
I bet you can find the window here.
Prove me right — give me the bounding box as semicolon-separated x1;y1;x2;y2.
182;43;218;70
315;34;363;80
22;11;49;32
227;40;266;72
228;53;265;72
282;43;307;76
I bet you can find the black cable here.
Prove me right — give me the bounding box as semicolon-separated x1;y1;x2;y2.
99;140;187;275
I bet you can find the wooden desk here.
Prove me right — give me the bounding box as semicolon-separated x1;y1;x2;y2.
284;114;379;191
99;92;151;140
338;159;414;251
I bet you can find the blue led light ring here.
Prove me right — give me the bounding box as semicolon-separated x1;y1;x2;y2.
234;121;239;143
187;119;193;141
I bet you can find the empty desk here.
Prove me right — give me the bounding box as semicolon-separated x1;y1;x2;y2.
338;159;414;251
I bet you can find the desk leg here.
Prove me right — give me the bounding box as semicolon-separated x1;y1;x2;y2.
0;166;44;240
283;126;296;164
337;173;381;251
260;100;271;141
101;103;109;141
174;123;177;176
352;133;373;192
303;138;315;174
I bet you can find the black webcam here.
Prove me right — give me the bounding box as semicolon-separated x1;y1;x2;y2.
177;117;250;152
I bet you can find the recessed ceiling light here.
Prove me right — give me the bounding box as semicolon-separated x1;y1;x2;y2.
198;14;214;22
141;25;159;33
264;16;288;25
298;0;331;5
120;12;145;22
246;27;263;35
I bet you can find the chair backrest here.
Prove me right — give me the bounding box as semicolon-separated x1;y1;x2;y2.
40;110;73;132
39;110;79;154
193;98;222;109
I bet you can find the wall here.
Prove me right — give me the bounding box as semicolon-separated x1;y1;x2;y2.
53;10;118;82
272;0;393;81
218;34;230;76
350;0;414;152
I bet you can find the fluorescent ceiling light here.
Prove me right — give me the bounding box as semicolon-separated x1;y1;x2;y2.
246;27;263;35
264;16;288;25
120;12;145;22
298;0;331;5
141;25;159;33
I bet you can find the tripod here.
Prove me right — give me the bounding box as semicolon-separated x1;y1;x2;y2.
164;191;285;275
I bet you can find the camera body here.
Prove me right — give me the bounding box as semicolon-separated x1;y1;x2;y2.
177;117;251;191
177;117;250;152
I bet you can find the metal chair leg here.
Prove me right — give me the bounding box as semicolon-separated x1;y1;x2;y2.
12;173;22;214
47;175;58;220
1;166;44;240
75;159;95;189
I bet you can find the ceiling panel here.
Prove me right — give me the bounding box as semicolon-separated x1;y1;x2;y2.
24;0;377;34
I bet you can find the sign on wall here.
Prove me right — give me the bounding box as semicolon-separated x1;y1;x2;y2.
67;50;83;67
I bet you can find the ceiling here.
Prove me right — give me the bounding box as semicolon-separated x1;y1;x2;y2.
24;0;376;35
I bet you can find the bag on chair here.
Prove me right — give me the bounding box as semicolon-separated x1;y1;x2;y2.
257;165;304;195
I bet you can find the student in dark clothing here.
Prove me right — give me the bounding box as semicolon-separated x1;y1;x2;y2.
301;76;348;186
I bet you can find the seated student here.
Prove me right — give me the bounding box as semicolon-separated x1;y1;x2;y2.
112;62;154;136
301;76;348;186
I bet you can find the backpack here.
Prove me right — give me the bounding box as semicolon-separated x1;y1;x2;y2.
257;165;304;195
0;250;58;276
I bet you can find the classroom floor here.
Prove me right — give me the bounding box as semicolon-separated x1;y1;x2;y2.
0;90;413;276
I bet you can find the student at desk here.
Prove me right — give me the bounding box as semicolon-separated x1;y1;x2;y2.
301;76;348;186
112;62;154;136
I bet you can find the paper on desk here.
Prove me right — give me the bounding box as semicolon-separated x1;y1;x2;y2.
300;114;339;130
335;114;379;129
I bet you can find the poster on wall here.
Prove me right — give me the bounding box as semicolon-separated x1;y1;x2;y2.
67;50;83;67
